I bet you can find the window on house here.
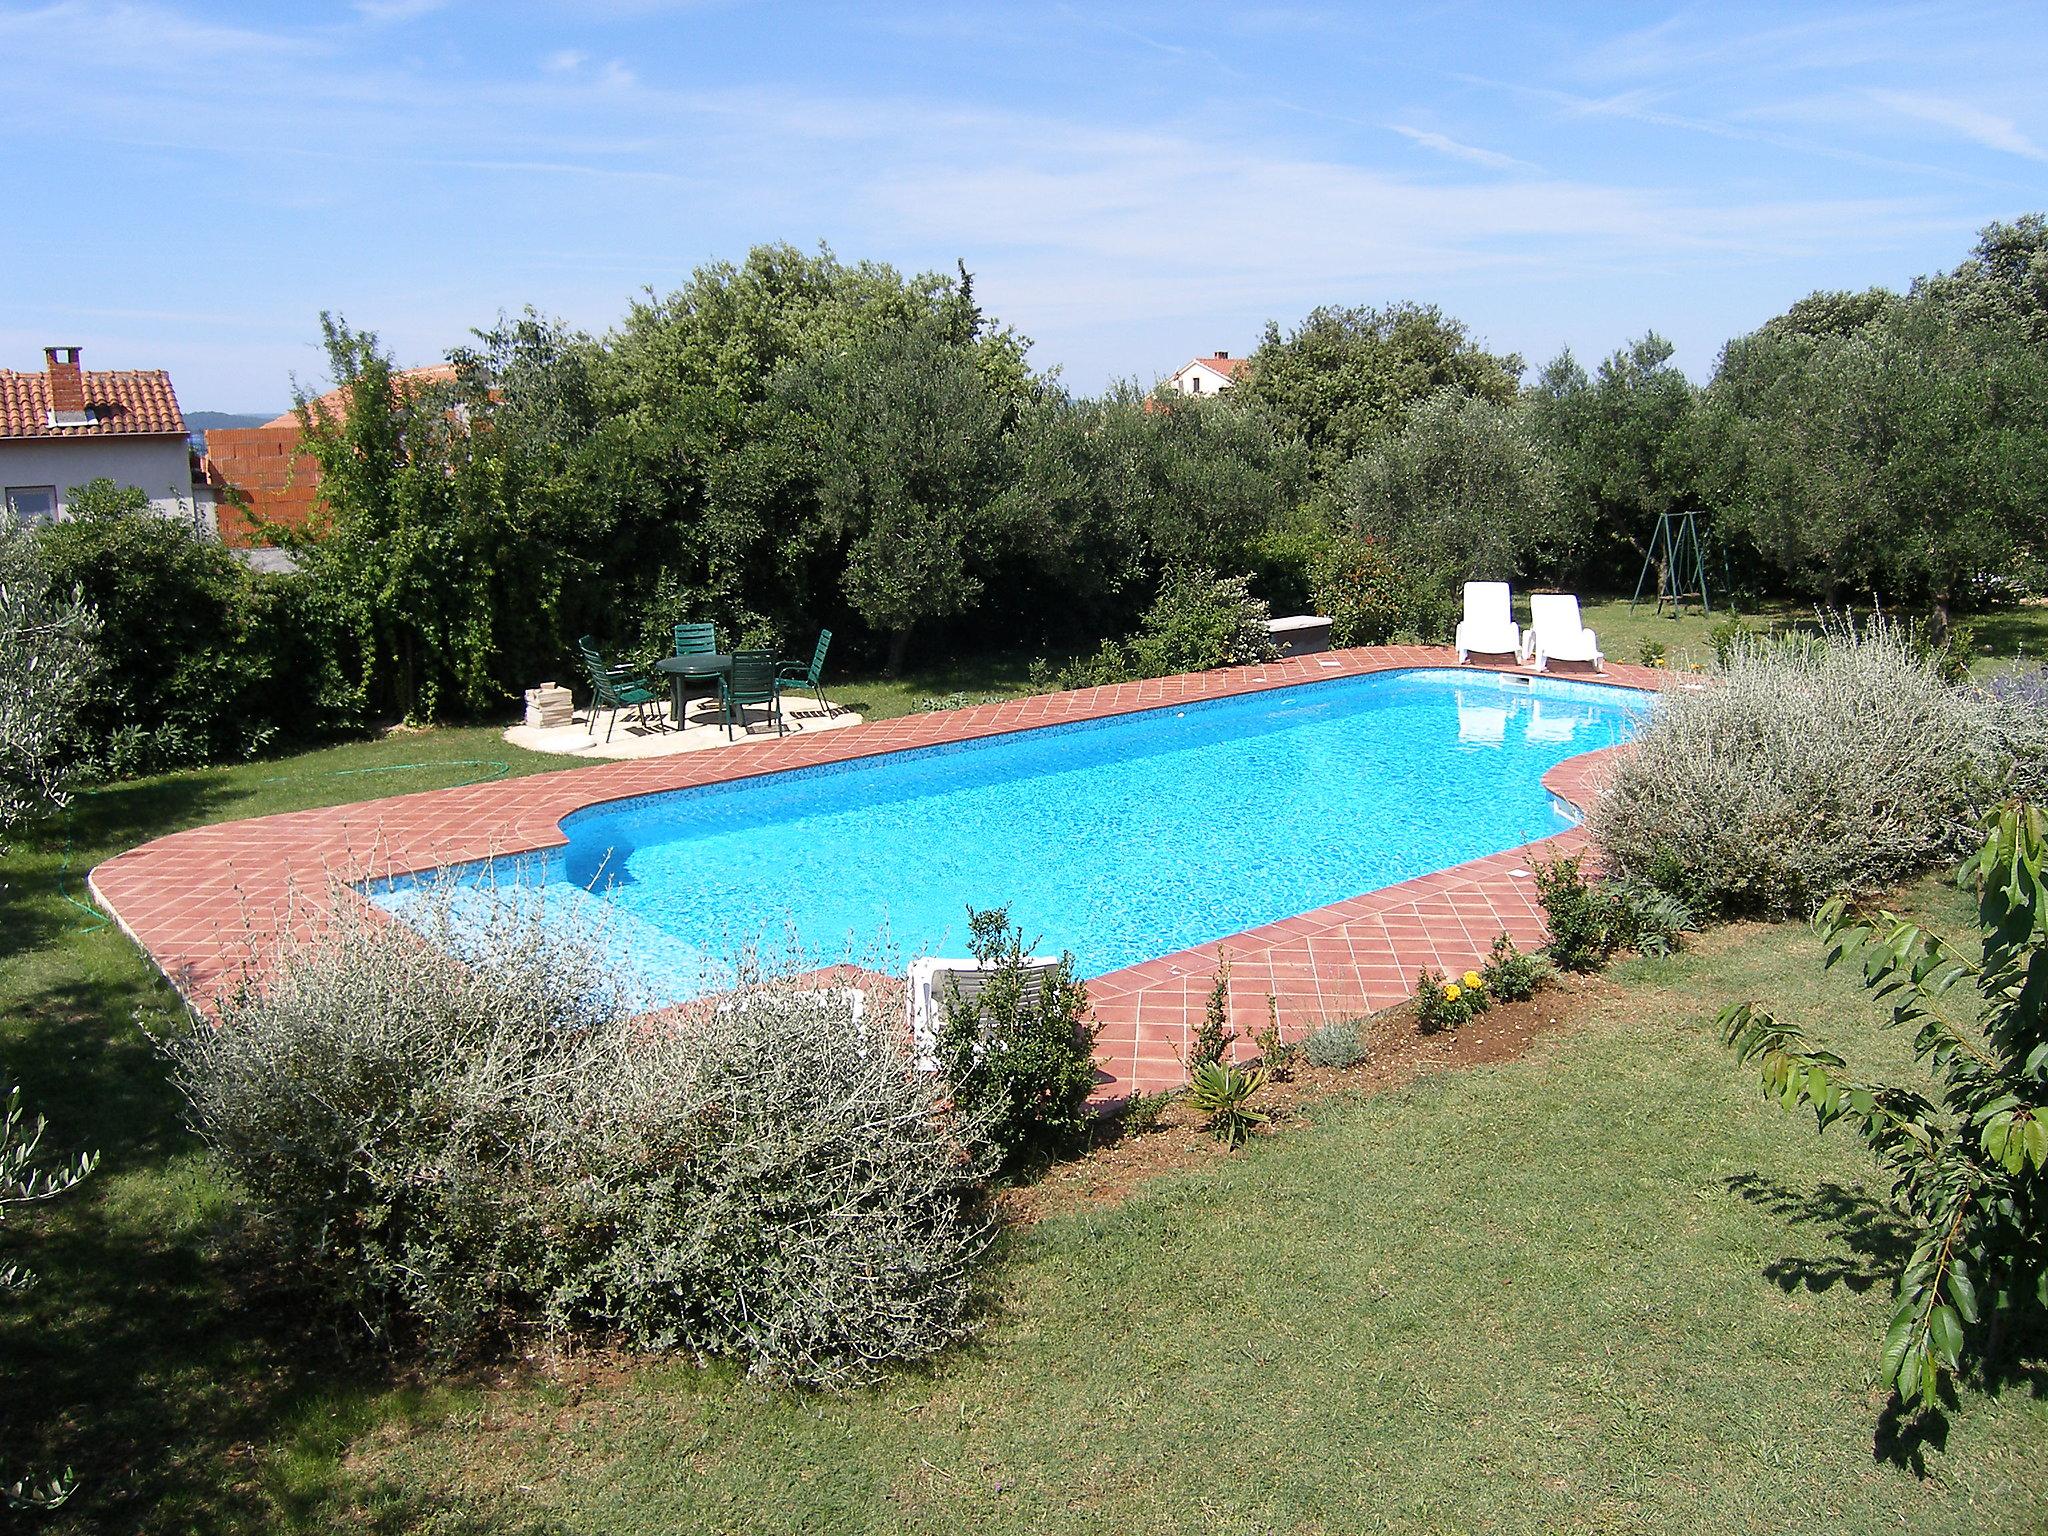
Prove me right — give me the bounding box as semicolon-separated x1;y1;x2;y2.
5;486;57;526
1191;376;1203;393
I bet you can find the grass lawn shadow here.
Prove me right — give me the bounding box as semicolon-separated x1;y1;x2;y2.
1727;1172;2048;1477
1723;1172;1912;1296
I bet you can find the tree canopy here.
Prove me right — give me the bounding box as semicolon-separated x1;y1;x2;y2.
1700;222;2048;616
1526;333;1698;590
1238;301;1524;478
42;218;2048;754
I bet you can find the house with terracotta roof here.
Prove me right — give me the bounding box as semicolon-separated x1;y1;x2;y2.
1166;351;1249;397
203;364;458;548
0;347;204;527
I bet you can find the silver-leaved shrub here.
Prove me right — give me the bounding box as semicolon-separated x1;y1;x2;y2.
164;885;991;1387
1592;620;2048;918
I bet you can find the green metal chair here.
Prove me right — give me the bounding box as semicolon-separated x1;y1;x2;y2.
671;622;720;727
576;635;666;743
720;649;785;739
777;628;832;713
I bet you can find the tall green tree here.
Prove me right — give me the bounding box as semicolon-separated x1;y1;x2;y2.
996;387;1311;642
1334;390;1567;580
598;244;1033;661
295;315;568;722
1238;301;1523;480
1527;333;1699;590
1699;234;2048;623
774;317;1014;673
448;309;621;679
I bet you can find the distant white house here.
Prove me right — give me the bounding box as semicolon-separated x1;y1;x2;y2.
1166;351;1250;397
0;346;205;528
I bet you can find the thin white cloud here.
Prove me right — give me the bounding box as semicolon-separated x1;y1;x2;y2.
353;0;447;20
1869;88;2048;161
536;49;636;91
0;0;316;65
1456;71;2026;191
1052;2;1242;75
1388;125;1535;173
1575;6;1967;83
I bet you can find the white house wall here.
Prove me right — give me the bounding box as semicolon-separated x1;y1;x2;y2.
0;436;200;525
1168;362;1235;397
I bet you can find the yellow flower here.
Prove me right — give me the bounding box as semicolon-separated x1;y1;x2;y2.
1463;970;1483;990
1443;982;1462;1001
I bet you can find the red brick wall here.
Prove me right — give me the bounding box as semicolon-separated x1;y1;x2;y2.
204;426;322;548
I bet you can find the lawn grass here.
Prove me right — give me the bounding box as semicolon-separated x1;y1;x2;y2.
4;653;2047;1531
0;730;567;1533
270;885;2044;1534
830;647;1054;723
1577;594;2048;679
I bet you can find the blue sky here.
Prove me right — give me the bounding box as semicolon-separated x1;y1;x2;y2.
3;1;2045;411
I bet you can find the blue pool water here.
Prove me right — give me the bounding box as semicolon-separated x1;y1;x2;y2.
371;668;1649;1002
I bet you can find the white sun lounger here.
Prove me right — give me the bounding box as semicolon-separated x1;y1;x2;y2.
1520;593;1604;673
1455;581;1521;663
907;955;1060;1070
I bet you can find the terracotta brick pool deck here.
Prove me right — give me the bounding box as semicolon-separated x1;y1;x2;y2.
91;646;1670;1098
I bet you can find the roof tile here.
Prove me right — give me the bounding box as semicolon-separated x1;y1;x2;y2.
0;368;187;440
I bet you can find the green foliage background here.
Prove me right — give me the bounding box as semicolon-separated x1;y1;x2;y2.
32;219;2048;767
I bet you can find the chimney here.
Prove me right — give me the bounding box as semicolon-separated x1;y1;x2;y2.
1214;350;1229;360
44;346;90;426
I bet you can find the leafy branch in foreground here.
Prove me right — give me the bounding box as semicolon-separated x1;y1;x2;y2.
1720;799;2047;1414
0;523;99;1509
0;1087;97;1509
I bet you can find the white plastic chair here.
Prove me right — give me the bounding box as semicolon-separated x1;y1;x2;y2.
1455;581;1521;663
1520;593;1604;673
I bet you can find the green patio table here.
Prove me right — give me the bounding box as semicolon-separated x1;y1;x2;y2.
654;652;732;727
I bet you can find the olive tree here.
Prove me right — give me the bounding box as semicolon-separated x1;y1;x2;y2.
774;316;1014;673
995;387;1311;643
1526;333;1699;589
599;245;1034;660
1334;389;1567;581
0;524;98;1509
1239;301;1523;479
1698;221;2048;624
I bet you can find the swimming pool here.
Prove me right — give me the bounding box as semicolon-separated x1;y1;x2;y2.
370;668;1650;1002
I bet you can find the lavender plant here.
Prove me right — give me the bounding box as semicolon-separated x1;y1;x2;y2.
1593;619;2047;917
166;882;992;1387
